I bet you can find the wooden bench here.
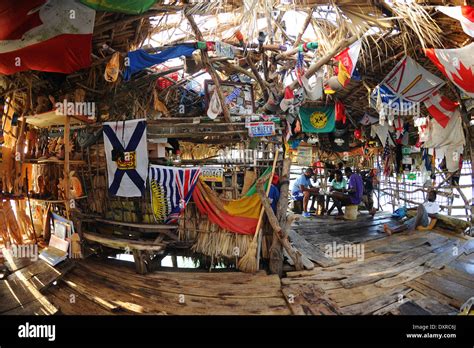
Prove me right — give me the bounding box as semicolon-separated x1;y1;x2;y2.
83;231;167;274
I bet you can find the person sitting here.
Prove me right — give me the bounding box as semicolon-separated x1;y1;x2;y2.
330;167;364;217
291;168;323;217
361;169;377;217
384;190;439;235
327;170;347;216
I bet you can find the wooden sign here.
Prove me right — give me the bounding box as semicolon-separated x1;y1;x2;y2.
201;167;224;182
297;146;312;166
248;122;275;137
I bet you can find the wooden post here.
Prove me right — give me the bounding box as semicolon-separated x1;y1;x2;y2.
269;157;291;276
294;9;313;47
64;115;71;219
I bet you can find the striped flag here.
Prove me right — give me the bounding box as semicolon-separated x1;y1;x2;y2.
0;0;95;75
423;91;459;128
334;40;362;87
149;165;201;224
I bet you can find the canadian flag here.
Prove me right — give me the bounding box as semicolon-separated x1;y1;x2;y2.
437;6;474;38
425;43;474;98
423;91;459;128
0;0;95;75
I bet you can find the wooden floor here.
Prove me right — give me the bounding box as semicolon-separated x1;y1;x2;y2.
1;211;472;315
284;212;474;315
44;258;290;315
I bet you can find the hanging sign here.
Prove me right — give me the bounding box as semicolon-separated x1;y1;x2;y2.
201;167;224;182
214;41;235;59
248;122;275;137
402;146;411;155
297;146;312;166
402;156;412;165
407;173;417;181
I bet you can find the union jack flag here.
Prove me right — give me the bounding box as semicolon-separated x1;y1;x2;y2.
149;165;201;224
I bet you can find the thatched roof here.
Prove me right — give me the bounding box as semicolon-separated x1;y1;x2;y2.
0;0;472;146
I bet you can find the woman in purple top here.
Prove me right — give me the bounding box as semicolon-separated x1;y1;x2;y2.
330;167;363;214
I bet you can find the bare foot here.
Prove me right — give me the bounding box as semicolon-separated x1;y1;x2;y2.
383;224;392;236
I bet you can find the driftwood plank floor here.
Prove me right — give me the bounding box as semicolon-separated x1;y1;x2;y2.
43;258;291;315
284;212;473;315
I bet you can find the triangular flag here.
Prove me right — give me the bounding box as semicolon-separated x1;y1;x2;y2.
280;87;294;111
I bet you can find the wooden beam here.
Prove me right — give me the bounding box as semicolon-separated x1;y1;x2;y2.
185;12;232;123
294;9;314;47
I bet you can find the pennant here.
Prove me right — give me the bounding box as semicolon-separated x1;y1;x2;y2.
81;0;157;14
335;100;347;124
437;6;474;38
359;113;379;126
423;91;459;128
149;165;201;224
425;43;474;98
280;87;294;111
334;40;362;87
124;45;196;80
0;0;95;75
299;106;335;133
103;119;148;197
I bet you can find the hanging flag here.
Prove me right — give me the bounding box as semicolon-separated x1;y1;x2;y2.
124;45;196;80
296;50;305;87
382;56;444;103
81;0;157;14
280;87;294;111
437;6;474;38
335;100;347;124
423;91;459;128
371;56;444;114
0;0;95;75
149;165;201;224
382;136;391;176
334;40;362;87
103;119;149;197
299;106;336;133
425;43;474;98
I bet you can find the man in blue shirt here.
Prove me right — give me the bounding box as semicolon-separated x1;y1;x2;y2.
292;168;323;217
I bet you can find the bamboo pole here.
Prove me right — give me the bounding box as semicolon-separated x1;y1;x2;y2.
185;12;232;124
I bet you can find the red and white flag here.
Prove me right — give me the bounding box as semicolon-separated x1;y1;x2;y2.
0;0;96;75
437;6;474;38
425;43;474;98
423;91;459;128
334;40;362;87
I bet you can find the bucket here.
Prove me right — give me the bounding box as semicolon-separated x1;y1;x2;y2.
344;205;358;220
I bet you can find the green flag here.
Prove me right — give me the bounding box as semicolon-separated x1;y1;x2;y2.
299;106;335;133
81;0;157;14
